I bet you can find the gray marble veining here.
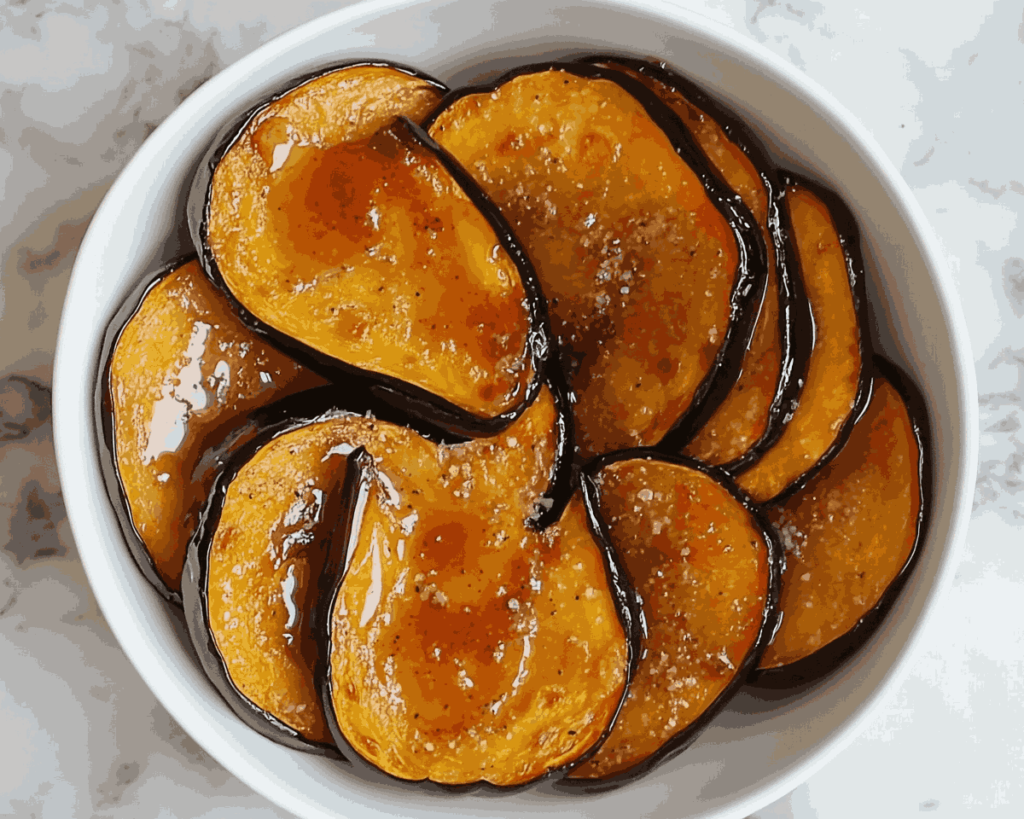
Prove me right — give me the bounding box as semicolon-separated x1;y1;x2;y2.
2;1;1022;817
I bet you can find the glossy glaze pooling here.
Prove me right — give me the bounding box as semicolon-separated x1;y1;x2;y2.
758;360;926;676
181;385;473;757
204;419;361;745
104;258;323;597
426;64;765;460
736;179;867;503
325;387;630;786
213;112;534;419
567;455;775;784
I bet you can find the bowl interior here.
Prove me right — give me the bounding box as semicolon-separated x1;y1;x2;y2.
53;1;977;817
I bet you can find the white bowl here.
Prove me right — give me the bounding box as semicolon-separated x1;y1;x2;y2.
53;1;978;817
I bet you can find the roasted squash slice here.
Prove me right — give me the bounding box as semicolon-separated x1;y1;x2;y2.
183;376;573;755
184;405;356;752
588;57;798;470
735;177;869;503
426;63;765;458
101;257;324;601
564;453;778;786
322;385;634;787
193;63;548;435
754;359;929;687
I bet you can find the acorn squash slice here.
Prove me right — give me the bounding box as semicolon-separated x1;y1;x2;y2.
735;177;870;503
100;257;324;602
587;57;798;471
754;359;929;687
564;453;779;786
194;63;548;436
183;403;360;753
180;386;474;755
426;63;765;458
321;385;635;788
184;379;576;756
593;57;798;470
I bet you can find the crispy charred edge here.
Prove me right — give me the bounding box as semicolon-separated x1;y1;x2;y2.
317;446;637;793
749;356;932;690
555;449;783;792
95;253;197;606
580;56;799;469
422;62;767;449
715;180;814;480
316;448;375;770
188;62;553;439
740;172;874;504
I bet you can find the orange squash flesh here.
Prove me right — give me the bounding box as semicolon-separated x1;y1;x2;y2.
758;374;922;671
736;184;863;502
206;66;535;423
199;396;455;750
109;259;323;594
569;457;772;781
594;60;785;468
428;67;743;459
326;388;630;786
205;418;361;745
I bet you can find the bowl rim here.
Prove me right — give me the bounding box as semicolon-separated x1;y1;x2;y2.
53;0;979;817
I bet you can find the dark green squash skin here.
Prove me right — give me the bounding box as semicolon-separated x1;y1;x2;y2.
422;61;768;458
317;449;643;793
95;254;203;606
580;56;805;474
733;172;874;504
749;355;932;690
187;62;558;441
553;449;783;792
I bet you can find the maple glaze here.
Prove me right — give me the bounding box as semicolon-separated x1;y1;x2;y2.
596;60;786;468
570;457;772;780
206;419;362;744
327;387;630;785
737;183;863;502
759;374;922;670
429;67;748;458
108;259;322;594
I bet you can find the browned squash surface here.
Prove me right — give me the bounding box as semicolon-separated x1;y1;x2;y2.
759;375;921;670
429;68;741;458
207;66;534;420
327;387;629;785
596;60;784;467
570;457;771;780
110;259;323;593
736;184;862;502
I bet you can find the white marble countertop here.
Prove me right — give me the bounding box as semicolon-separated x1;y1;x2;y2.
1;1;1020;816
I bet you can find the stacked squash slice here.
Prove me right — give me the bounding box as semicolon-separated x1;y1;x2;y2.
96;58;930;790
